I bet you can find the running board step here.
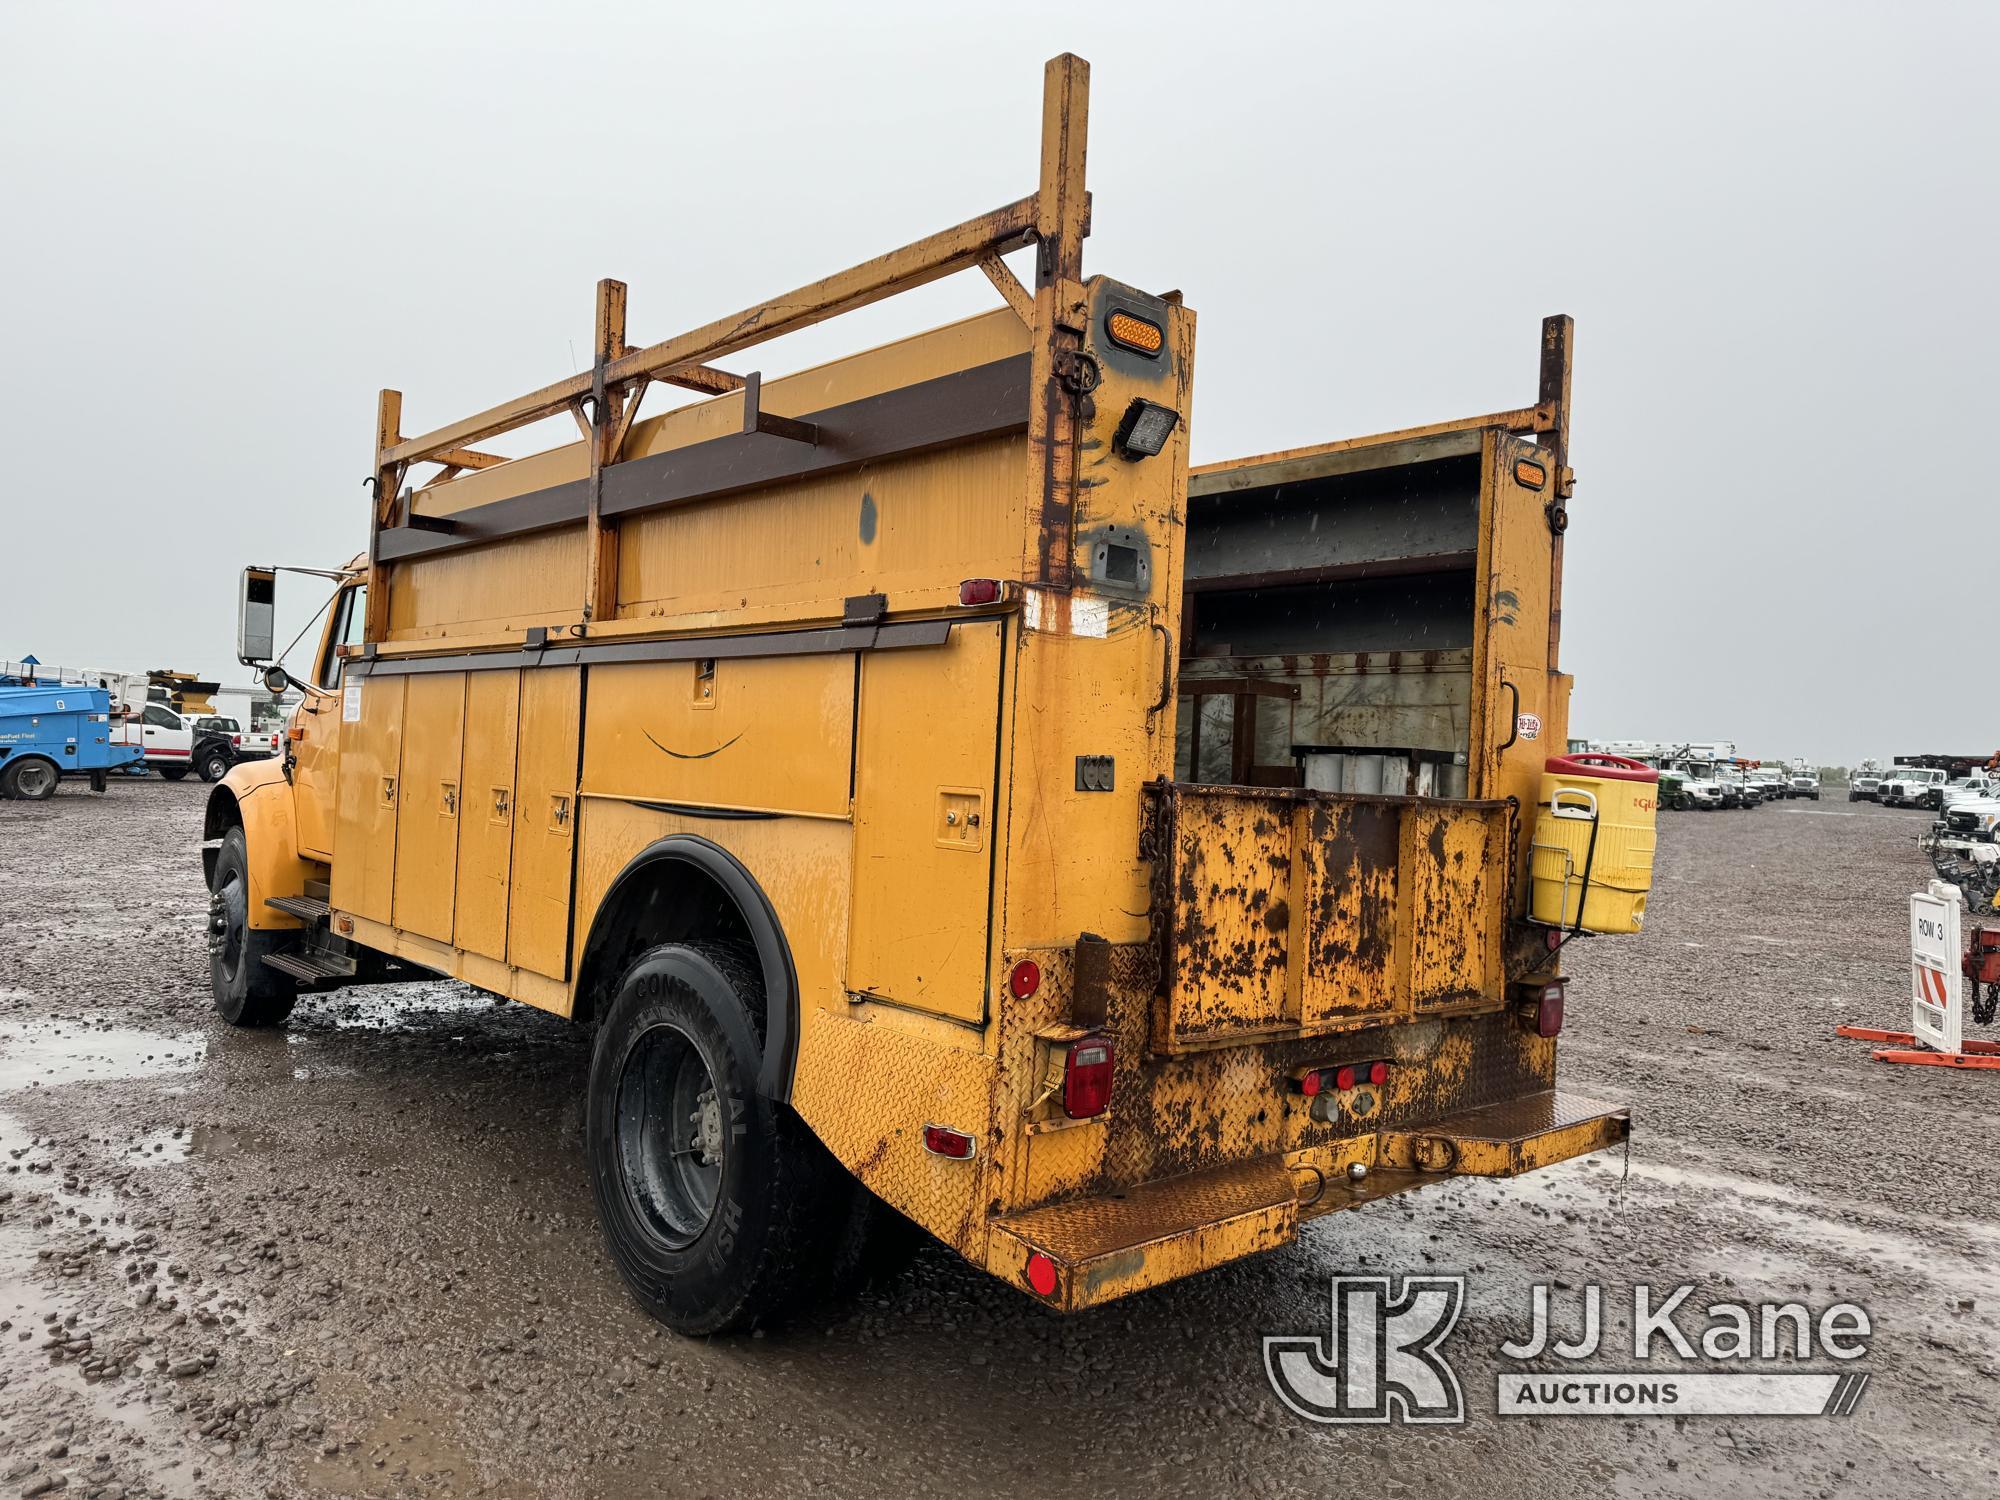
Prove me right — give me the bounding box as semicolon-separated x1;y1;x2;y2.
261;949;354;985
265;894;330;923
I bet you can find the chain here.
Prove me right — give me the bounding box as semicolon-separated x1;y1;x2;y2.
1974;979;2000;1028
1504;795;1521;916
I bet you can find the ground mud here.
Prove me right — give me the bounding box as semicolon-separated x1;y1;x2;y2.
1;782;1994;1497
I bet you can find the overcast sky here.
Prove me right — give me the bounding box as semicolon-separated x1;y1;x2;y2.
2;2;1992;764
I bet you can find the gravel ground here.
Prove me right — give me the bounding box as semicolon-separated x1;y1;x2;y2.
1;779;1996;1499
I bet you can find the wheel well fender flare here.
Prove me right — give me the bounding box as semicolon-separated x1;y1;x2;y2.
202;761;314;930
579;834;800;1103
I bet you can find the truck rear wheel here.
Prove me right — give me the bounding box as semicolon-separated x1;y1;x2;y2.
160;766;190;782
586;942;842;1335
199;751;230;783
208;826;297;1026
1;757;59;801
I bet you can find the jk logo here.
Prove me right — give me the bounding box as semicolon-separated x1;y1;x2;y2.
1264;1275;1466;1424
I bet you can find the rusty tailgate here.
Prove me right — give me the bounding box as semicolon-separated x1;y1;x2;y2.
1143;781;1514;1053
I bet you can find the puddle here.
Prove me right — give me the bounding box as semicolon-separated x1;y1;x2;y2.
0;1020;205;1094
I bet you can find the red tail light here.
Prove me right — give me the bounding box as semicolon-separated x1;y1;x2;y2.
959;578;1002;606
1062;1038;1115;1119
1333;1065;1356;1092
1514;979;1566;1038
1367;1061;1389;1086
922;1124;976;1159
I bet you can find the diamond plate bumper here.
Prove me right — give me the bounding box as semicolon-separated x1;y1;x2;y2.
988;1089;1628;1311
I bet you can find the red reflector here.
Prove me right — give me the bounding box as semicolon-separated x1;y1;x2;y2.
1299;1069;1322;1098
1368;1061;1388;1087
1334;1065;1356;1092
1545;926;1563;952
1026;1252;1059;1297
1008;959;1041;1000
1062;1038;1115;1119
959;578;1002;606
922;1124;976;1160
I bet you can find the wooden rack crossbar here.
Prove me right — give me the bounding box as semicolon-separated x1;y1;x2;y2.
364;52;1096;643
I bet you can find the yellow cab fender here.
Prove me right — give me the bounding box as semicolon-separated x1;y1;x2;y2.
202;758;321;932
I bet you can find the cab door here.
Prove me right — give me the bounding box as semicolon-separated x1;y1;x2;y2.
294;582;366;862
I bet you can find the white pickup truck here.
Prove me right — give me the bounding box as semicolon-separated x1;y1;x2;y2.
1939;772;1998;816
112;702;194;779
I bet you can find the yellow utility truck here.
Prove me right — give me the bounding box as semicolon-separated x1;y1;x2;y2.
205;54;1630;1332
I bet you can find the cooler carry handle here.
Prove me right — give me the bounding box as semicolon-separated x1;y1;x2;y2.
1549;787;1599;821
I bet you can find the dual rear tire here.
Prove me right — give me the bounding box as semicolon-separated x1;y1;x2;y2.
586;942;918;1334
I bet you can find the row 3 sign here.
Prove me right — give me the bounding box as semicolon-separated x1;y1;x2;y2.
1911;879;1964;1054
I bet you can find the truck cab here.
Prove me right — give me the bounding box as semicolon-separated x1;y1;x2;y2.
1881;766;1948;809
1749;767;1788;800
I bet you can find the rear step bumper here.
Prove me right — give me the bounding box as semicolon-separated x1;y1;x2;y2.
988;1090;1628;1313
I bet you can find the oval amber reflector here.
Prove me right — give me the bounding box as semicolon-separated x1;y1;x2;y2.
1105;309;1164;355
1008;959;1041;1000
1514;457;1547;490
1027;1252;1059;1297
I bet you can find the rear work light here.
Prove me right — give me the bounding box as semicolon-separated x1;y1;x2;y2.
1515;979;1567;1038
922;1124;976;1160
1112;399;1180;460
1062;1038;1115;1119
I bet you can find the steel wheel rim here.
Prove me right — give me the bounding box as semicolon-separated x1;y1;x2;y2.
210;871;246;982
615;1021;723;1249
15;762;55;798
206;757;227;780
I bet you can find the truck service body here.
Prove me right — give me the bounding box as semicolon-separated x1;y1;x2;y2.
203;56;1629;1331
